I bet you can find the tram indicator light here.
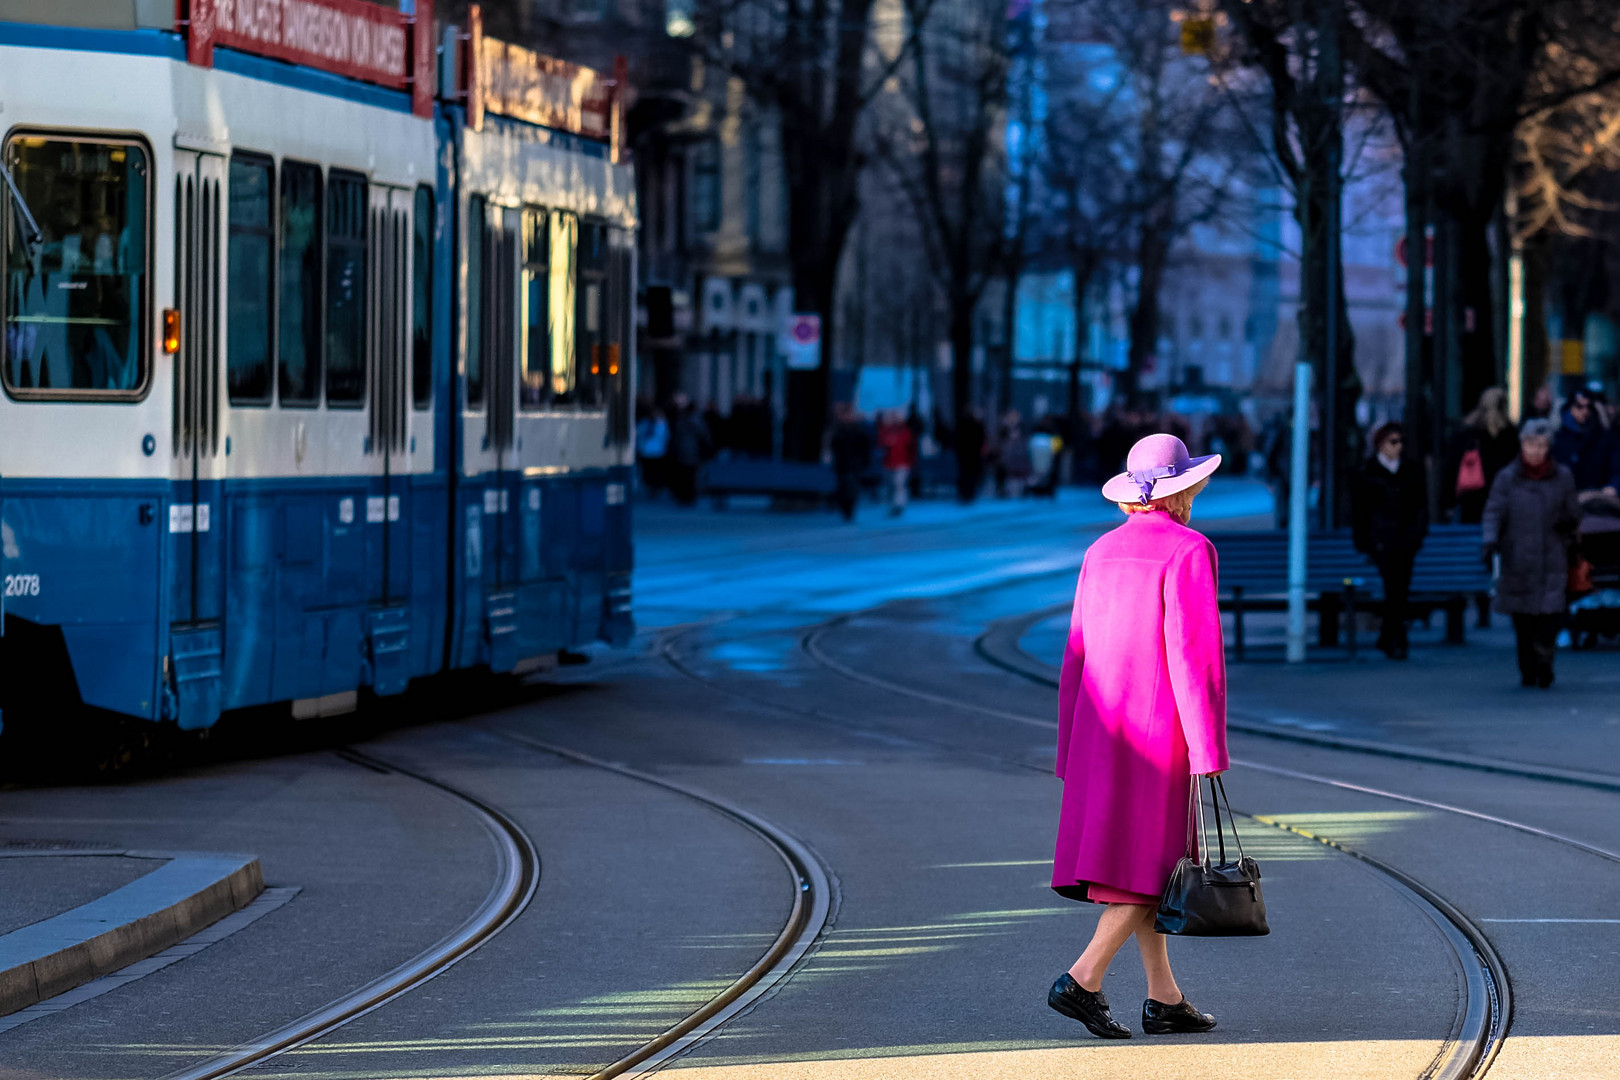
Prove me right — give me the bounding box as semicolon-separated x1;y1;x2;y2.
163;309;181;354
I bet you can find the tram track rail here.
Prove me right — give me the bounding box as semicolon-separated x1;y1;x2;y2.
161;749;540;1080
796;617;1526;1080
975;604;1620;793
481;727;834;1078
161;729;833;1080
664;606;1610;1080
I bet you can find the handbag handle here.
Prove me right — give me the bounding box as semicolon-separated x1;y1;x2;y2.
1208;775;1249;864
1187;774;1249;867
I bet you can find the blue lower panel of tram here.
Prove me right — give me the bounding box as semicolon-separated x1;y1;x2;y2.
0;466;632;732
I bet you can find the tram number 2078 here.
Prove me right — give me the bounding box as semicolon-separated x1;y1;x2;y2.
3;574;41;597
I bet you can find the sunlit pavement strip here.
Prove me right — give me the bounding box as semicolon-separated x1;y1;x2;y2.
0;887;300;1035
316;1040;1450;1080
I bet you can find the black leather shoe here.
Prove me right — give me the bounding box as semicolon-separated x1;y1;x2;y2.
1142;996;1217;1034
1537;665;1554;689
1048;974;1131;1039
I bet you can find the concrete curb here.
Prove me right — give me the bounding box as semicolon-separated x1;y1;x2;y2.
0;851;263;1017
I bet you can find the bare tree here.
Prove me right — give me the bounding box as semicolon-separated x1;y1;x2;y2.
876;0;1010;421
1081;0;1245;400
1341;0;1620;423
1219;0;1364;524
1038;18;1138;413
693;0;928;456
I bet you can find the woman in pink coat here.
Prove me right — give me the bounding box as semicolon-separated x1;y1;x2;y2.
1047;433;1228;1040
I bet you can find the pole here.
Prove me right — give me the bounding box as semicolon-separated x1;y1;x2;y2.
1287;361;1313;663
1505;186;1525;421
1319;0;1343;531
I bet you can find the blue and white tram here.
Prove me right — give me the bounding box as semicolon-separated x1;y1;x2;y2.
0;7;634;745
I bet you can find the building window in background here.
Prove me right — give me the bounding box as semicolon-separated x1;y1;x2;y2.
692;139;720;234
745;122;761;245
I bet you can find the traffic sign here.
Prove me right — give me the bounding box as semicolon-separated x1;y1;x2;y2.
785;313;821;370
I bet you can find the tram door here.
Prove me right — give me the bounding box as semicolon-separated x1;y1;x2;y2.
363;184;415;694
367;185;413;604
169;148;228;727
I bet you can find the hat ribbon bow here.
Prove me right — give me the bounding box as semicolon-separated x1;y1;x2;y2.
1129;465;1177;504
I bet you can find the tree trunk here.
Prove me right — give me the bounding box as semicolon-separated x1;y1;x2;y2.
1456;201;1501;413
1067;250;1099;418
1123;227;1168;404
1295;121;1360;527
949;297;975;419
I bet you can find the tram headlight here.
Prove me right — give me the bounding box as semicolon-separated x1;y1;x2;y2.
162;308;181;354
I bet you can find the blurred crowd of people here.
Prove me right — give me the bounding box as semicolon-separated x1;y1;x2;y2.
635;391;1259;521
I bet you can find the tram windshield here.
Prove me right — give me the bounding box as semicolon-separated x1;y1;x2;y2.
2;136;147;396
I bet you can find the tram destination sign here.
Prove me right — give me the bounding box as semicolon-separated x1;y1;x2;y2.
183;0;435;117
469;27;613;142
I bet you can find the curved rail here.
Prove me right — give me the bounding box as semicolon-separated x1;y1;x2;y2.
974;606;1620;793
483;728;833;1078
163;748;540;1080
796;619;1537;1080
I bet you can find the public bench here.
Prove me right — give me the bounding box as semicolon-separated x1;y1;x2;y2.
699;458;837;507
916;454;958;496
1205;524;1490;658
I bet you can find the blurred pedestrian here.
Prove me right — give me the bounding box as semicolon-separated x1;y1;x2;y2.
1447;387;1520;524
1552;388;1620;497
996;409;1031;497
1526;384;1555;421
830;403;872;522
635;406;669;498
955;407;987;503
1049;433;1225;1040
877;409;915;516
1483;418;1580;688
1351;422;1428;660
668;394;710;507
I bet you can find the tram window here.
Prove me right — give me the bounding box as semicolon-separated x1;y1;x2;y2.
226;153;273;404
548;210;577;402
412;185;433;409
576;221;605;407
325;171;366;406
278;160;322;406
2;136;148;397
520;206;549;410
466;194;486;408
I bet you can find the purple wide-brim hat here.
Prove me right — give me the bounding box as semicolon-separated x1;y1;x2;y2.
1100;433;1221;505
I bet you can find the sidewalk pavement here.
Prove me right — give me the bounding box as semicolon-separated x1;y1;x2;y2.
1022;607;1620;783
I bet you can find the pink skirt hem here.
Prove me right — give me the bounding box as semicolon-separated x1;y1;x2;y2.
1087;883;1159;905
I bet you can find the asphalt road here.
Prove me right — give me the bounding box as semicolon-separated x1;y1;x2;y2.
1;485;1615;1080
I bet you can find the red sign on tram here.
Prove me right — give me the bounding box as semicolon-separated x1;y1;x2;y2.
183;0;435;118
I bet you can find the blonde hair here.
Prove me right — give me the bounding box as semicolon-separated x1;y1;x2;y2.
1118;478;1210;524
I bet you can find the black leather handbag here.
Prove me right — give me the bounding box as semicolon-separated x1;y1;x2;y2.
1154;775;1269;936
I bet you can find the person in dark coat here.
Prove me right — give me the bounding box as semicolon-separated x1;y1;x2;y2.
1483;418;1581;688
829;403;872;522
1446;387;1520;523
668;394;711;507
1551;389;1620;496
1351;422;1428;659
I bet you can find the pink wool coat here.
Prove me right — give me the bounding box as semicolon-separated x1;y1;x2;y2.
1051;511;1230;902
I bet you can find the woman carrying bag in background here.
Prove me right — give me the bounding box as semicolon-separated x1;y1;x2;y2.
1047;434;1230;1040
1483;418;1580;688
